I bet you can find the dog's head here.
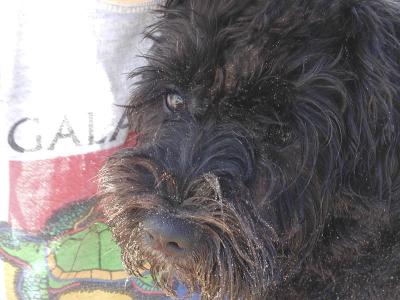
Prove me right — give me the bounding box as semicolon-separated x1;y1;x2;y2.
98;0;399;298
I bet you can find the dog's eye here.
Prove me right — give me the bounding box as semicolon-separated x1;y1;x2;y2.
165;93;185;112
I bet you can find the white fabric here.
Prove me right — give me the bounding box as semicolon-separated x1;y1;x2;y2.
0;1;160;299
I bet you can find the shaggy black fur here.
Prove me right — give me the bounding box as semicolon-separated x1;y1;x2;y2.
98;0;400;298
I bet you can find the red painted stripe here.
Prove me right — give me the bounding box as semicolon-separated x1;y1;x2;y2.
8;133;137;233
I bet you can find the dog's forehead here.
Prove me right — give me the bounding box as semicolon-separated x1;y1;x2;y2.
145;5;269;94
220;47;263;90
140;0;327;116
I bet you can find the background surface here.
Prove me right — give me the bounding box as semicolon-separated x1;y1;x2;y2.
0;1;197;299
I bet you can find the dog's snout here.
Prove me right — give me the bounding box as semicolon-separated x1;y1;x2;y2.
142;214;201;256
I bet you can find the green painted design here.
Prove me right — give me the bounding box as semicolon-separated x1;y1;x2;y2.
0;226;50;300
0;200;164;299
48;276;74;289
43;198;97;238
99;229;124;271
50;222;124;272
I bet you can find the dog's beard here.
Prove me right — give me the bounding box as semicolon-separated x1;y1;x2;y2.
98;154;277;299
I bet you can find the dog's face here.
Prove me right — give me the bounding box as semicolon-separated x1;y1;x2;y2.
97;0;396;298
98;1;329;298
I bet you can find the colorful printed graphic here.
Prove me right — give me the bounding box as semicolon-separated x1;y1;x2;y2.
1;133;177;299
0;198;166;300
1;1;199;298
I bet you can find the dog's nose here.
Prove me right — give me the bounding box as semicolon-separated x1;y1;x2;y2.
142;214;201;256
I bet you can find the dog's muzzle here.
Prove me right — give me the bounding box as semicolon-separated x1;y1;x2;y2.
98;118;278;298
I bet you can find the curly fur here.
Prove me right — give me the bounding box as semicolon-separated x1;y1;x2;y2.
98;0;400;298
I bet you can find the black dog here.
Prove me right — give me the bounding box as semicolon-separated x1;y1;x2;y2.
98;0;400;298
